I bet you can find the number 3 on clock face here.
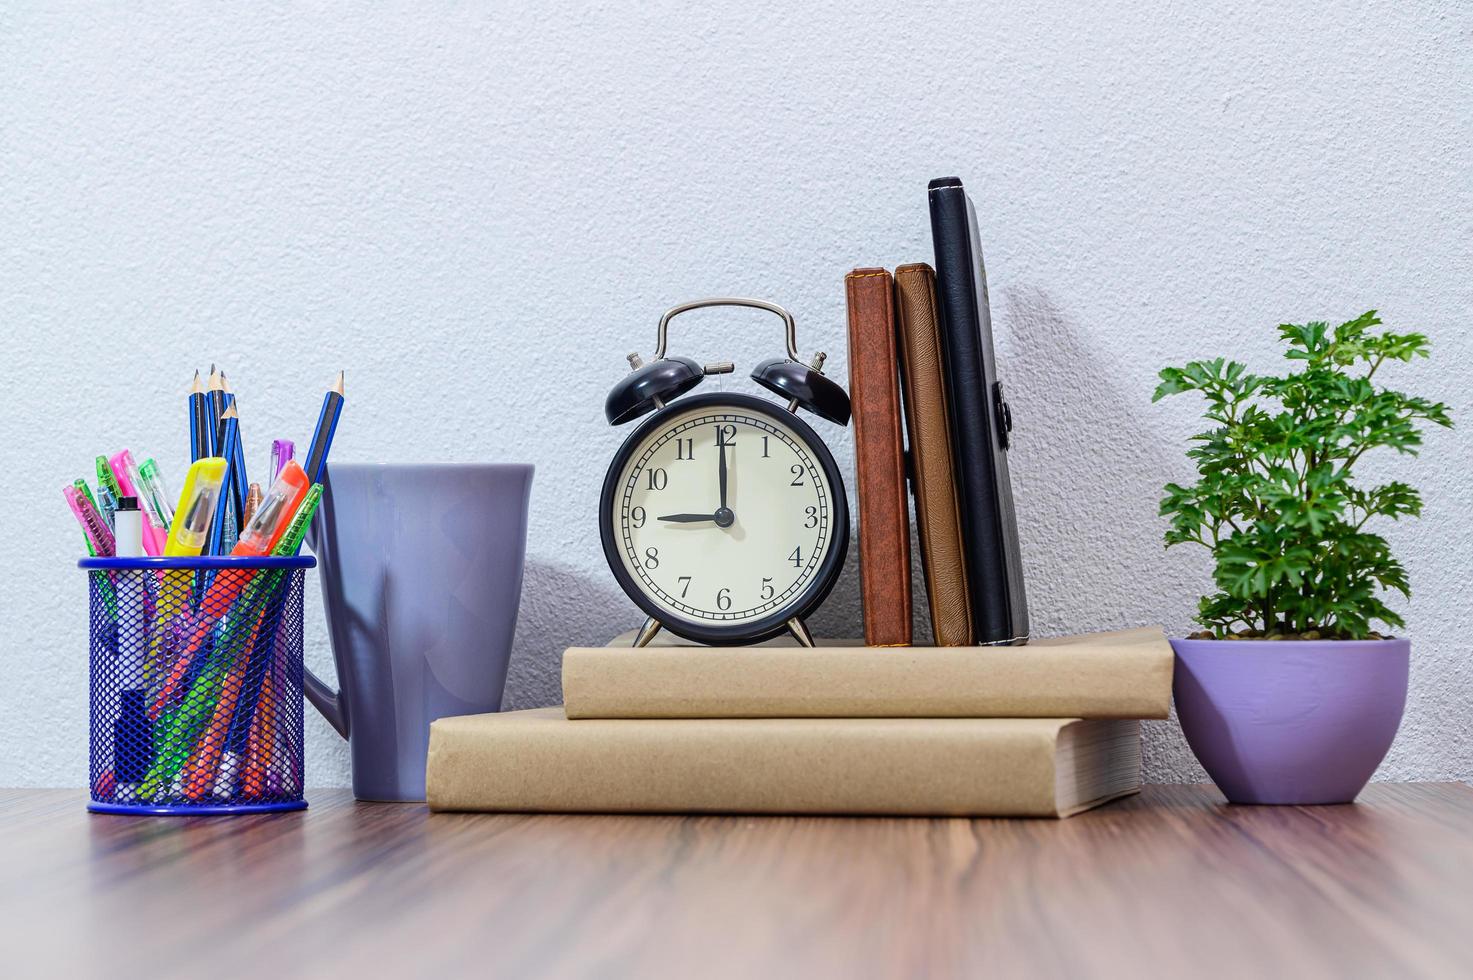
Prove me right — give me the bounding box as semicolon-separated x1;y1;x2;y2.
599;392;850;645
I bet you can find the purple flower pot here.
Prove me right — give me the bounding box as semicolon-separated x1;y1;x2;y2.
1170;638;1409;805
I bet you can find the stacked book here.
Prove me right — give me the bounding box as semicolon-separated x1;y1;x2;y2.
426;627;1172;818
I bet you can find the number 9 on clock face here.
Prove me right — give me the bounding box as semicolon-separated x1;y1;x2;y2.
599;392;850;645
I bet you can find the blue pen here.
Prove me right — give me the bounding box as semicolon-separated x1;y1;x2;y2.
96;483;118;531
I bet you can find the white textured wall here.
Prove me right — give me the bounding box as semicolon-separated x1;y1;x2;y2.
3;2;1469;787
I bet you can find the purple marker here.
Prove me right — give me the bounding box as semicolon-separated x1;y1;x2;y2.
270;440;295;480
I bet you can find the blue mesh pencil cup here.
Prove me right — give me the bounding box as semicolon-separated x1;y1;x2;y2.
81;555;314;815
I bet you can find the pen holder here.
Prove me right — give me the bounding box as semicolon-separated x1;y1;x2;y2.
80;555;315;815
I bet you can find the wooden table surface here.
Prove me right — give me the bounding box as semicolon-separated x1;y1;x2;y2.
6;784;1473;979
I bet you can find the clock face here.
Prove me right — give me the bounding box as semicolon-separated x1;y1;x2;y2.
602;394;845;638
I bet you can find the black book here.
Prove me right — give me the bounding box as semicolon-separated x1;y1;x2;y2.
926;176;1029;644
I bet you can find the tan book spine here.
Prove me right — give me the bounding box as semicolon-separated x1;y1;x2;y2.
562;627;1174;720
427;709;1138;818
894;262;974;646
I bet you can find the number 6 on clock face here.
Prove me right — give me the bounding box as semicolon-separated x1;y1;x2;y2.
599;392;850;645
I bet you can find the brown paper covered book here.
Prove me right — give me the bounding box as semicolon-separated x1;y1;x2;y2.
562;626;1173;720
427;708;1140;818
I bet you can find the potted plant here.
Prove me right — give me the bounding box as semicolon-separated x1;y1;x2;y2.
1155;311;1451;804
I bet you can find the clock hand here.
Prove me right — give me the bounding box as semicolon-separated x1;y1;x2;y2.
658;513;719;523
718;437;729;511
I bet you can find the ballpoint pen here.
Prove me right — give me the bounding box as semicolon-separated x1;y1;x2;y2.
108;450;168;555
71;479;102;552
138;458;176;542
95;482;118;531
64;485;115;557
270;439;295;480
96;455;124;510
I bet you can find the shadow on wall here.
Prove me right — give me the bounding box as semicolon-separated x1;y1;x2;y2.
1000;284;1207;782
500;559;629;711
999;284;1208;638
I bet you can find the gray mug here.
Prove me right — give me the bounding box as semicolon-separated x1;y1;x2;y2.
305;462;534;801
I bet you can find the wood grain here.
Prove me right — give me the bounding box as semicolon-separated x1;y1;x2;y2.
4;784;1473;978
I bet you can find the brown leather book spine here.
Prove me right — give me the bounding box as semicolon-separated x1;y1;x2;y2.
894;263;975;646
845;268;912;646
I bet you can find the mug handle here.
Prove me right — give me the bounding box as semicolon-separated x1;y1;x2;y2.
305;669;349;737
302;508;350;738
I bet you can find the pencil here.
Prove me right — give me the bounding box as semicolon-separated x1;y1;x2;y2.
189;370;211;461
206;404;239;557
303;370;344;483
207;365;227;449
221;371;250;532
209;366;240;545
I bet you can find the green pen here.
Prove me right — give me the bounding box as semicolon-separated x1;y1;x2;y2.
277;483;323;557
96;455;123;503
137;459;176;540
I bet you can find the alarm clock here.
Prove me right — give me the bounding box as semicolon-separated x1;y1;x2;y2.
600;298;852;648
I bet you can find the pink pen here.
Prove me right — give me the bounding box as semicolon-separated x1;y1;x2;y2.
108;450;167;555
64;485;116;556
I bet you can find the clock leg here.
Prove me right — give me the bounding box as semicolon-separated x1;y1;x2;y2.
786;617;816;648
633;617;663;648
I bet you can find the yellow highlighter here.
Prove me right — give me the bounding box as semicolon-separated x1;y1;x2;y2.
151;458;229;688
165;458;227;556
